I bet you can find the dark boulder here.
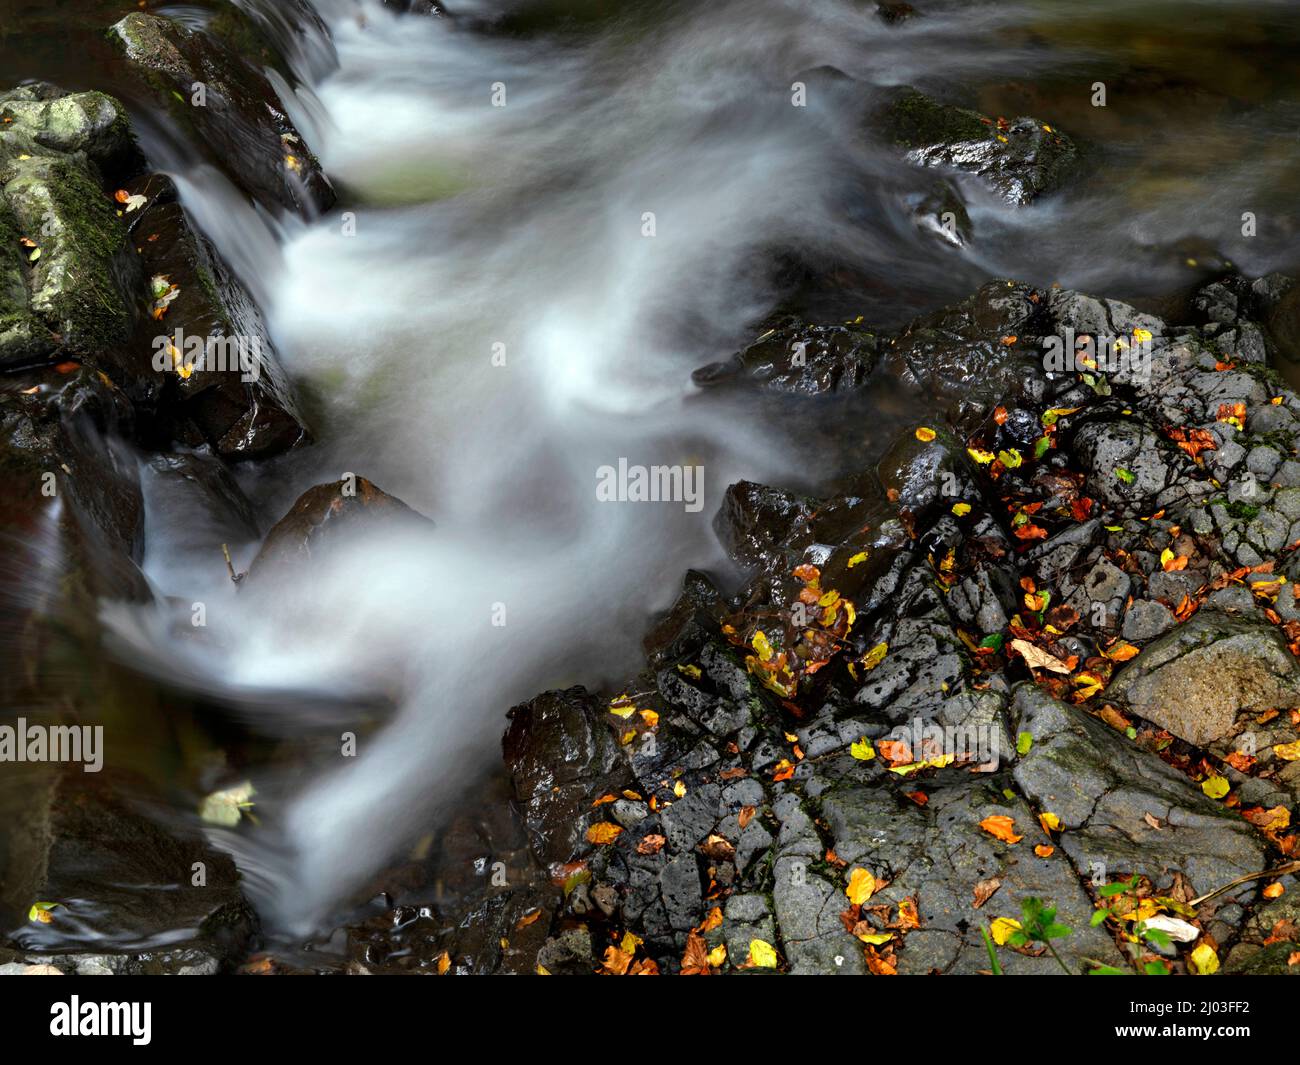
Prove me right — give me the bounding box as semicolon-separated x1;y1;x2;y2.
1;769;258;974
873;87;1079;205
109;12;333;218
692;317;879;396
247;477;433;581
502;687;634;868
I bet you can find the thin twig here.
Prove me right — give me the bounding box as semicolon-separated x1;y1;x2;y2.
1189;860;1300;908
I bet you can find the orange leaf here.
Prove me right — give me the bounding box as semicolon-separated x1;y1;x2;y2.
979;815;1023;844
586;823;623;845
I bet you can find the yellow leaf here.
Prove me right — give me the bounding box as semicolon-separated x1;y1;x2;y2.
640;709;659;727
1189;942;1219;975
707;944;727;967
856;931;894;945
1274;742;1300;762
677;664;701;680
747;939;778;968
915;427;937;443
952;502;971;517
752;630;774;662
620;931;643;953
850;737;876;761
1201;774;1230;799
609;704;635;719
861;642;888;670
967;448;995;465
990;917;1022;945
586;823;623;845
673;780;687;798
847;550;869;568
1038;811;1061;834
1133;327;1153;343
846;867;877;905
28;902;59;924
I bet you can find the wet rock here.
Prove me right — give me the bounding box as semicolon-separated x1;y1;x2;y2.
873;87;1078;205
1;770;257;974
875;423;976;519
247;477;433;581
1073;420;1177;511
384;0;447;14
875;2;917;24
1014;688;1267;906
116;174;309;459
109;13;333;217
907;180;971;248
144;448;260;552
1109;612;1300;747
692;317;878;396
0;365;147;621
713;479;817;578
502;687;634;867
883;279;1048;400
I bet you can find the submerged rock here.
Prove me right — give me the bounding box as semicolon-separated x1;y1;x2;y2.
0;770;257;975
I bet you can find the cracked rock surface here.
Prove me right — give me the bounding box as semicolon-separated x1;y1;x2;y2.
344;269;1300;976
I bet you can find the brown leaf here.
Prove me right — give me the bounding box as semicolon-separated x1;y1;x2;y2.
636;834;667;855
680;932;711;975
972;877;1002;908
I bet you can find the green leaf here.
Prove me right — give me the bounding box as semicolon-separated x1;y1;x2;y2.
979;633;1005;652
1016;731;1033;756
1089;965;1128;975
1033;436;1050;460
199;781;256;826
1143;960;1171;976
1090;909;1110;927
1115;467;1135;485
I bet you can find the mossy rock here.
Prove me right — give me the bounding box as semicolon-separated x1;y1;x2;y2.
2;154;140;353
878;87;992;150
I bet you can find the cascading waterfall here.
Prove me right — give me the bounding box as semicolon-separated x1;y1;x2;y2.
100;0;1300;936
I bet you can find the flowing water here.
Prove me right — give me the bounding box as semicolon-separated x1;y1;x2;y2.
5;0;1300;947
